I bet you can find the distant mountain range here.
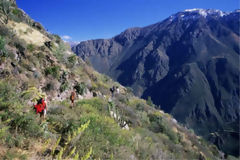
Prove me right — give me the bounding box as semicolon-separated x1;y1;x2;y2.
72;9;240;156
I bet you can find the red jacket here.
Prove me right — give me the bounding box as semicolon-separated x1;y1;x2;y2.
34;99;46;114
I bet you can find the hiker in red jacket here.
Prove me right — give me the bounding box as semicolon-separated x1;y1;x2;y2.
70;91;76;108
34;98;47;120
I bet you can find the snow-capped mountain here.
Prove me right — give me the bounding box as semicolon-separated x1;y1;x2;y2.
167;8;230;22
73;9;240;156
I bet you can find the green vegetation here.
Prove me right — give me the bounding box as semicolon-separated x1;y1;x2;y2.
3;150;27;160
0;81;44;150
60;82;69;93
74;82;86;95
12;8;21;16
10;8;23;22
148;113;179;144
67;54;77;67
147;96;154;107
53;41;66;63
44;65;60;79
0;5;228;159
51;120;91;159
27;44;35;52
0;36;5;52
0;0;11;23
0;36;8;61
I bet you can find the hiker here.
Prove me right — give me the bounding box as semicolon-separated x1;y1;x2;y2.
70;90;76;108
110;86;116;97
116;86;120;94
34;98;47;120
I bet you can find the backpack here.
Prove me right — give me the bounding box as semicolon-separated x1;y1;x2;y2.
70;92;76;101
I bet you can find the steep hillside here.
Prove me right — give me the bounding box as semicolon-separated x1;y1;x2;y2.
73;9;240;156
0;1;237;159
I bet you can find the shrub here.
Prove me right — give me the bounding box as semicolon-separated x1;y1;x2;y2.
14;39;26;53
59;71;68;83
36;52;45;59
27;44;35;52
102;75;110;82
53;41;66;62
3;150;27;160
45;65;60;79
76;113;128;159
0;125;9;143
74;82;86;95
136;103;145;111
146;96;154;107
116;94;128;104
0;36;7;58
148;113;179;144
12;8;21;16
0;24;11;37
10;112;43;137
60;82;68;93
67;55;77;67
10;8;23;22
0;36;5;51
126;87;133;93
77;98;106;113
20;58;33;71
5;134;15;148
0;0;11;23
0;81;17;110
44;82;55;91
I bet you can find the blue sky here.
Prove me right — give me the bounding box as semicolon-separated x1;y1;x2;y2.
16;0;239;42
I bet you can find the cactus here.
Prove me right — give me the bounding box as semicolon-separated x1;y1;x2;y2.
57;147;64;160
81;147;92;160
52;120;91;159
73;152;79;160
52;136;61;156
66;146;76;159
108;101;126;129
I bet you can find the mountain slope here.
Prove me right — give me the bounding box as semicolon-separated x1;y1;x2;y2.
0;1;230;159
73;9;240;156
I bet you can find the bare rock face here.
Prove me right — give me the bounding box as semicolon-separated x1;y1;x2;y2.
73;9;240;156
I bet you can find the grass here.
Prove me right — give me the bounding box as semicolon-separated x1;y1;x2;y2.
46;98;131;159
4;150;27;160
0;69;225;160
148;112;180;144
7;21;49;46
0;81;45;154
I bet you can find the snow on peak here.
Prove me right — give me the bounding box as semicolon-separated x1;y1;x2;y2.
184;9;227;18
234;9;240;13
167;9;231;22
184;8;202;12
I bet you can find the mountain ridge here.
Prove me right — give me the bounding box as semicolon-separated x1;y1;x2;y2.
72;8;240;156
